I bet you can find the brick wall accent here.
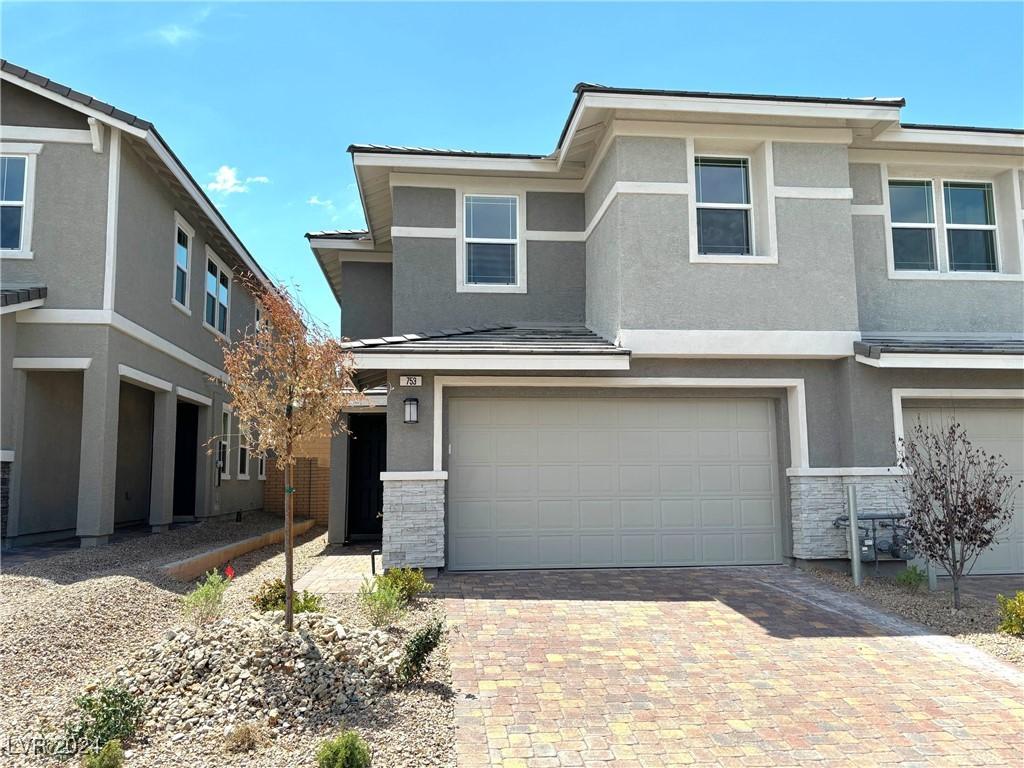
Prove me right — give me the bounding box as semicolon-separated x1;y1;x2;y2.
381;478;445;569
790;472;905;559
1;460;10;540
263;457;330;524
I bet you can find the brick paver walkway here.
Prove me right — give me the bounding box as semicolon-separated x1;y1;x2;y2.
294;544;376;593
438;566;1023;767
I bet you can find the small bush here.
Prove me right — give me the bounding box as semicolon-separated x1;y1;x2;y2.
997;591;1024;637
64;687;143;750
316;730;372;768
224;722;264;753
378;568;434;603
398;619;444;682
250;578;325;614
357;577;405;628
81;739;123;768
182;569;231;626
894;564;928;592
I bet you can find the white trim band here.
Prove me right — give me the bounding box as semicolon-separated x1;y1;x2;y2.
773;186;853;200
13;357;91;370
380;471;448;481
118;364;172;392
786;466;907;477
176;386;213;407
391;226;457;239
619;329;860;358
856;353;1024;370
352;353;631;371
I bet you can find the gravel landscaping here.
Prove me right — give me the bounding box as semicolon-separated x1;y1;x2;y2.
809;569;1024;667
0;515;454;768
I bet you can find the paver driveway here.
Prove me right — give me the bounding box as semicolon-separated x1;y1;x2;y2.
437;567;1023;767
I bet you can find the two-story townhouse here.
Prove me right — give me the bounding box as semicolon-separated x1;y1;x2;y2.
309;83;1024;576
1;61;269;548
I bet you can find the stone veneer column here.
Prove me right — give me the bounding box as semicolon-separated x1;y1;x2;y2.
380;472;447;570
789;470;906;559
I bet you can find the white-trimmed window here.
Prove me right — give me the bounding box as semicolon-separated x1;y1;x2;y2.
889;180;937;271
257;453;266;481
204;249;231;337
254;302;263;333
695;156;752;256
0;146;40;260
458;193;525;292
172;212;194;312
944;181;998;272
237;426;250;480
219;407;231;480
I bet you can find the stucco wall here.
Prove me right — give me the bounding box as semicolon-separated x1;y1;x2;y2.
0;82;89;129
340;262;393;340
114;381;154;525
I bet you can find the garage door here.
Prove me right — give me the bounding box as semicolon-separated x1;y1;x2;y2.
903;404;1024;575
448;397;782;570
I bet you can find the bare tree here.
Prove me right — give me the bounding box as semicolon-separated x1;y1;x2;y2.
216;278;357;630
897;420;1018;609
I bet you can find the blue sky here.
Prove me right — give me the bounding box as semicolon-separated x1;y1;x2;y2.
4;2;1022;334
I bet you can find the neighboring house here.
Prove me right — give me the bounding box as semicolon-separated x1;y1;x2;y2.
0;61;269;547
309;84;1024;576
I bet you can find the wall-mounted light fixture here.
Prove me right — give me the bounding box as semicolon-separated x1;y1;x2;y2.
404;397;419;424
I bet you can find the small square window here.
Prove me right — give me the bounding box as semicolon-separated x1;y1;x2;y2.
695;157;752;256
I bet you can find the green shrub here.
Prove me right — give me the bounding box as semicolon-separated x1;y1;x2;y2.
316;730;372;768
81;739;123;768
250;578;325;614
357;577;405;628
997;591;1024;637
397;619;444;682
378;568;434;603
182;569;231;626
894;564;928;592
64;687;143;750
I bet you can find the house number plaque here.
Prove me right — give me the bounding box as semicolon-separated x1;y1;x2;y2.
399;375;422;387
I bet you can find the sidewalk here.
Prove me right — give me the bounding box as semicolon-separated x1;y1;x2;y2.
294;543;377;593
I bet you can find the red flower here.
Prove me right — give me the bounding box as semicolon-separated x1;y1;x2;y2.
224;565;236;580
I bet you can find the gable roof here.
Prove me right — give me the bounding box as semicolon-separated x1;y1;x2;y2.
0;59;273;290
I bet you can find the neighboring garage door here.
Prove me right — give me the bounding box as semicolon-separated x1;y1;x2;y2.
448;396;782;570
903;404;1024;575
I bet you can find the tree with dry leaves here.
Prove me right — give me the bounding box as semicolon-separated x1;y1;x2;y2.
217;278;357;630
897;420;1018;609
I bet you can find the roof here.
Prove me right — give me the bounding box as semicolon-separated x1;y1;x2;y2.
899;122;1024;136
347;144;546;160
343;324;628;355
855;336;1024;358
1;59;272;288
1;284;47;309
305;229;371;241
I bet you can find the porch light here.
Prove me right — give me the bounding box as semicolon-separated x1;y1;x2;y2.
404;397;419;424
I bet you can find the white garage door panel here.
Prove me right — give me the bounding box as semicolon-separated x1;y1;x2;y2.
448;397;783;570
904;405;1024;575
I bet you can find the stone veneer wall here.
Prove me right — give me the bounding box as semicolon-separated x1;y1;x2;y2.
790;472;905;559
381;478;445;569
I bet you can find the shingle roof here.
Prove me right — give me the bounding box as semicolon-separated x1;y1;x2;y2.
347;144;547;159
343;324;628;355
855;336;1024;357
1;284;47;308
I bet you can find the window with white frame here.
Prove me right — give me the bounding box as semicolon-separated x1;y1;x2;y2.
254;302;263;333
1;154;32;255
237;426;250;479
257;453;266;481
464;194;519;286
889;180;937;271
695;156;752;256
219;408;231;479
205;252;231;335
944;182;997;272
172;214;194;310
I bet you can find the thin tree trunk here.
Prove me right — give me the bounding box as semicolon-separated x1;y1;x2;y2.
284;461;295;631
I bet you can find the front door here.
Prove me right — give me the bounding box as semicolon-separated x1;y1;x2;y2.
173;401;199;517
347;413;386;541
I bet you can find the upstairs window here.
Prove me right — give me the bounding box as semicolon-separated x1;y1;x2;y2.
465;194;518;285
205;253;230;336
695;157;752;256
944;182;997;272
172;213;194;310
889;180;936;271
0;156;27;251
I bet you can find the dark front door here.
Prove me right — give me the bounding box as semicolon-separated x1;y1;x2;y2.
347;413;386;540
173;402;199;517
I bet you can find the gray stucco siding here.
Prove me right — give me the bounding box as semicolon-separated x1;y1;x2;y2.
391;237;585;332
525;192;584;232
850;163;883;205
585;139;619;222
584;203;621;341
340;262;393;340
0;82;89;129
771;143;850;188
852;216;1024;334
1;315;15;449
392;187;456;228
616;137;689;184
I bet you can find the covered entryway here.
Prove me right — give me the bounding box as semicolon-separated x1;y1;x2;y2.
173;401;199;518
448;396;782;570
113;382;154;526
346;413;386;541
903;403;1024;575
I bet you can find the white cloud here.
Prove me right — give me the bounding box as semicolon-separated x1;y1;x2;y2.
207;166;270;195
155;23;197;46
307;195;336;212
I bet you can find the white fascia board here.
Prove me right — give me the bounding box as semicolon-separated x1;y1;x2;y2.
380;471;448;481
620;330;860;359
856;353;1024;370
308;237;377;251
175;386;213;407
874;127;1024;152
0;298;44;315
0;125;92;144
13;357;92;370
118;364;172;392
353;353;631;371
354;152;566;177
848;148;1023;169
